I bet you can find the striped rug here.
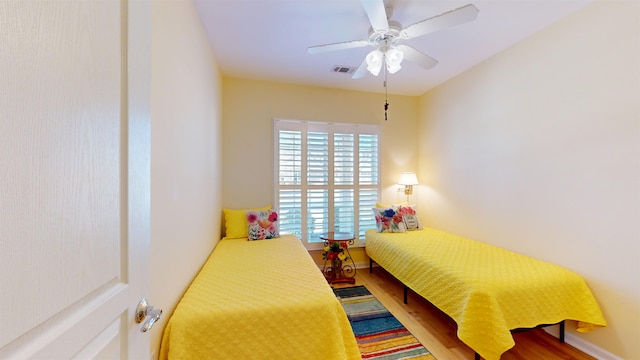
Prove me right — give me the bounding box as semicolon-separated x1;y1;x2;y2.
333;285;436;360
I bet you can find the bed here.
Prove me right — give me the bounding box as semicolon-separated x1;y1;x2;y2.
365;228;606;360
159;234;360;360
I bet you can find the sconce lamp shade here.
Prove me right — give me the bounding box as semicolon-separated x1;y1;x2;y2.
398;172;419;196
398;172;419;186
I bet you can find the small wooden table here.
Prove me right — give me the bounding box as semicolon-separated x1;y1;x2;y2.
320;232;356;284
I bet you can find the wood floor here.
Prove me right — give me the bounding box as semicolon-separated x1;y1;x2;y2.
333;267;596;360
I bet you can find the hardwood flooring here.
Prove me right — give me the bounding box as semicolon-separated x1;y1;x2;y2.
333;267;596;360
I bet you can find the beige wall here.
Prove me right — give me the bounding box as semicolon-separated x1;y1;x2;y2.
417;1;639;358
221;80;420;266
150;0;223;357
149;0;638;358
221;78;420;230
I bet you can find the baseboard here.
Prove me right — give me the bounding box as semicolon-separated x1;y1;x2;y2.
544;327;622;360
355;261;374;270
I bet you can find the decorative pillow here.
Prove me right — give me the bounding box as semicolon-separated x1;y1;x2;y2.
372;207;406;233
395;205;422;230
223;205;271;239
247;209;279;240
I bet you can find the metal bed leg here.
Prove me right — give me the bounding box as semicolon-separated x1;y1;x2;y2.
474;352;480;360
559;320;565;343
403;285;408;304
369;259;373;273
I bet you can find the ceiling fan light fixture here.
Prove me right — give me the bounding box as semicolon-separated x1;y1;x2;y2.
385;47;404;74
366;46;404;76
307;1;480;81
365;49;384;76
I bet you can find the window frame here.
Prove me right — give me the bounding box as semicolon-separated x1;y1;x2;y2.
273;118;381;250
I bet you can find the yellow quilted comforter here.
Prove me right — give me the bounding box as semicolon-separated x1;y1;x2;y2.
365;228;606;360
159;235;360;360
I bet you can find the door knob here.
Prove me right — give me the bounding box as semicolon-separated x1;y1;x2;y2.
136;298;163;332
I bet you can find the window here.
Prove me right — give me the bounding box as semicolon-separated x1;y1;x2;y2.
274;119;381;249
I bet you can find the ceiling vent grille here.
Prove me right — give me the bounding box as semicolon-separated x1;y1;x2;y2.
331;65;356;75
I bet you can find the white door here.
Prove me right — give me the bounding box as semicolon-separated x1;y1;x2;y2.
0;0;151;359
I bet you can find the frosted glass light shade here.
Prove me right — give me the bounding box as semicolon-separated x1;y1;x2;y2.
385;48;404;74
365;47;405;76
366;50;384;76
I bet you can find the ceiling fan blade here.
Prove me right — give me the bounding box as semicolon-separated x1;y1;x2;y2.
351;58;368;79
307;40;370;55
399;4;479;40
396;44;438;70
361;0;389;32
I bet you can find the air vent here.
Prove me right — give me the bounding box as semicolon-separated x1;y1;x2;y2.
331;65;356;75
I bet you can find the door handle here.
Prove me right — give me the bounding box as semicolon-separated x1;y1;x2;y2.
136;298;163;332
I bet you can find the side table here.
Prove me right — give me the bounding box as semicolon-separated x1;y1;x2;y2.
320;232;356;284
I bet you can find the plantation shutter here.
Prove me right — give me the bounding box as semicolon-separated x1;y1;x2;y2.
357;133;379;238
274;119;381;249
334;130;355;237
277;129;302;238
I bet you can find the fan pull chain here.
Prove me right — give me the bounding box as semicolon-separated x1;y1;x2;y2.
384;67;389;121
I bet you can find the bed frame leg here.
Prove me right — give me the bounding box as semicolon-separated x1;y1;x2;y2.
369;259;373;273
559;320;565;343
474;352;480;360
403;285;408;304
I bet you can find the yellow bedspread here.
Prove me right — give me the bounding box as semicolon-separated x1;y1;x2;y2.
365;228;606;360
159;235;360;360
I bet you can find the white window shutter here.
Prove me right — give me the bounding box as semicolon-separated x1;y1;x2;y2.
274;119;380;249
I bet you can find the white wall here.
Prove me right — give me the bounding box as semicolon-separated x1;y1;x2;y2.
417;1;639;358
150;0;223;357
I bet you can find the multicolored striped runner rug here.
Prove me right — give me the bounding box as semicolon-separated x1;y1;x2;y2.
333;285;436;360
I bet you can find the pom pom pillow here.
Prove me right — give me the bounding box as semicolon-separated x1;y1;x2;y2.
247;209;279;240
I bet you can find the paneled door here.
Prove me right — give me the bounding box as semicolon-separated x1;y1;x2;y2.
0;0;151;358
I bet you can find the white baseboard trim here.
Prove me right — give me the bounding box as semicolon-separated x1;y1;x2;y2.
544;327;622;360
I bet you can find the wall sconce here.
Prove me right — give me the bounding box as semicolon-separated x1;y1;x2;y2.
398;172;419;199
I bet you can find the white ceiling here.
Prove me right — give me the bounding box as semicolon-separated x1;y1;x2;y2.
194;0;593;96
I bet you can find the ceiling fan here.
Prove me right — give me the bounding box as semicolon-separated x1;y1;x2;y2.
307;0;479;79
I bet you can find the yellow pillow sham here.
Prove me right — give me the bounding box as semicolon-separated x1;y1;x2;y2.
375;201;408;208
223;205;271;239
